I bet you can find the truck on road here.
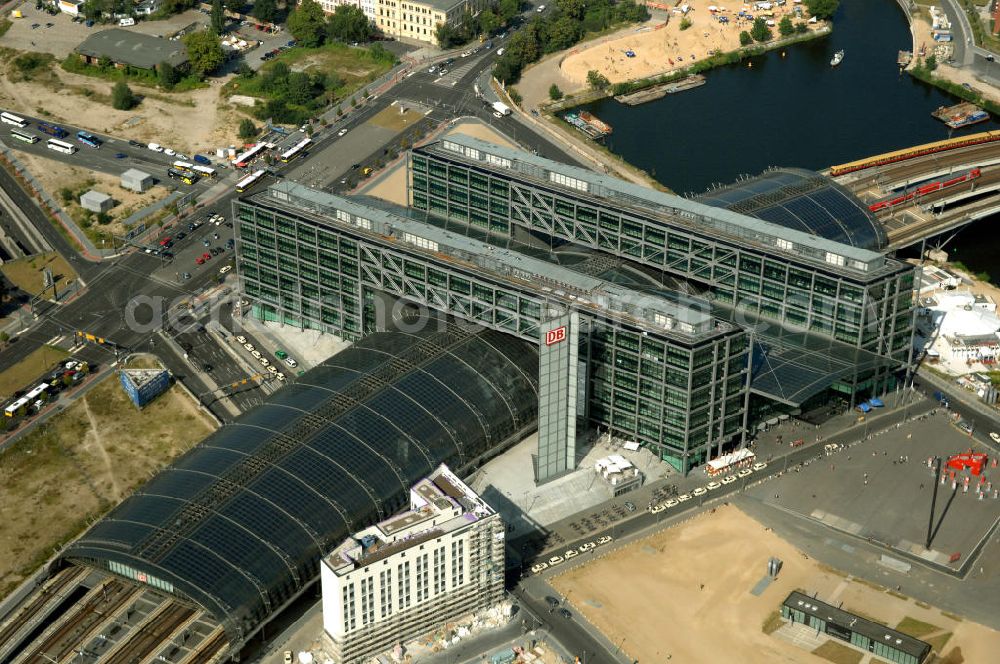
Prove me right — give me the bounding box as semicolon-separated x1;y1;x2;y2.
492;101;511;116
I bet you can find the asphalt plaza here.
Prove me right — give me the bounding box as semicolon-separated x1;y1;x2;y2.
749;410;1000;570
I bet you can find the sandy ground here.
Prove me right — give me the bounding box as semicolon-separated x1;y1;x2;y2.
550;504;1000;664
0;371;216;596
559;3;821;87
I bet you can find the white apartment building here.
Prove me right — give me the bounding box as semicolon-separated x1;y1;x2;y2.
375;0;485;45
321;464;505;663
318;0;377;23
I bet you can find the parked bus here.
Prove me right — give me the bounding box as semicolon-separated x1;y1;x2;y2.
38;121;68;139
46;138;77;155
172;160;195;173
0;112;28;128
76;131;101;148
235;169;267;192
279;137;311;163
191;164;216;178
10;128;38;144
233;143;270;168
167;167;198;185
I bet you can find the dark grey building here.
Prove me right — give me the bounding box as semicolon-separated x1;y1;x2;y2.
782;591;931;664
234;184;749;477
74;28;189;71
410;137;916;411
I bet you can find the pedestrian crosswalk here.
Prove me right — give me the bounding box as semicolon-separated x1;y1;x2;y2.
433;56;484;87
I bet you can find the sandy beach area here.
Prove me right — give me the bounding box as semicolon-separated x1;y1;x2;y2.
559;1;823;87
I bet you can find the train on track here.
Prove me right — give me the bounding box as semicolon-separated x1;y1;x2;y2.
831;131;1000;176
868;168;981;213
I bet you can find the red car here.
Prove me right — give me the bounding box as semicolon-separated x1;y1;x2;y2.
202;252;211;260
195;256;205;265
159;237;172;246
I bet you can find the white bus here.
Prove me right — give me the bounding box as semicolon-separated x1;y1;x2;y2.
235;169;267;192
0;112;28;128
233;143;270;168
46;138;77;155
191;164;216;178
279;137;311;163
172;160;195;173
10;128;38;144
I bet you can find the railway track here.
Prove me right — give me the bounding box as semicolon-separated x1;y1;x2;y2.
0;567;87;657
17;579;137;664
180;629;228;664
100;602;195;664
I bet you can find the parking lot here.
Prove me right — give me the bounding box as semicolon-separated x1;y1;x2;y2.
748;411;1000;568
2;4;92;58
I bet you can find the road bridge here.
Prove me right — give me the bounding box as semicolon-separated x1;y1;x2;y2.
827;131;1000;251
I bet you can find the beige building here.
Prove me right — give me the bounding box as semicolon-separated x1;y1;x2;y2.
375;0;484;44
320;464;505;663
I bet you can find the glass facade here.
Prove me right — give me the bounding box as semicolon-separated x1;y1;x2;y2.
410;146;916;365
234;191;750;474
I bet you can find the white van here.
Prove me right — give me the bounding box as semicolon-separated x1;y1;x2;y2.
119;17;135;26
147;142;163;152
536;4;545;12
496;47;505;56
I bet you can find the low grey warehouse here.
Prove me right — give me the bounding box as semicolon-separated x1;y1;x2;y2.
121;168;153;193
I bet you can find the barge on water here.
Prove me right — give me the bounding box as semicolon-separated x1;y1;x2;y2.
932;102;990;129
563;110;613;139
614;74;706;106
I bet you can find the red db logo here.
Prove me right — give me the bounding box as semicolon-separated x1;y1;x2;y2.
545;326;566;346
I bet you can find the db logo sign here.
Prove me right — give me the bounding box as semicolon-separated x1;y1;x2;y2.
545;326;567;346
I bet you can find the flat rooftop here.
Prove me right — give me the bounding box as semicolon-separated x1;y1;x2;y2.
75;29;189;70
257;183;733;341
418;136;894;277
326;464;494;575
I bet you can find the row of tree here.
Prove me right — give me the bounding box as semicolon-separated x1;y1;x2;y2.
435;0;521;48
286;0;374;48
494;0;649;84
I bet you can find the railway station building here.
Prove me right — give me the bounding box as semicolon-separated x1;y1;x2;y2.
409;137;916;415
234;184;749;477
48;326;538;660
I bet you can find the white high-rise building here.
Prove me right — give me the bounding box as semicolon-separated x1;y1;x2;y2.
321;464;505;663
318;0;377;23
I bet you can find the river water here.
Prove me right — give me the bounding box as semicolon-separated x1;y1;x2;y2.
578;0;999;275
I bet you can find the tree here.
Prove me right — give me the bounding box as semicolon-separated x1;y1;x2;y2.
547;16;581;51
185;30;226;74
778;15;793;37
555;0;585;20
498;0;520;23
794;21;808;34
478;9;500;36
804;0;839;20
739;30;752;46
236;61;255;78
287;0;327;47
548;83;563;100
224;0;243;12
285;71;314;104
326;5;374;43
679;17;691;31
253;0;277;23
750;17;772;43
111;80;137;110
435;22;461;48
0;332;9;348
925;54;937;71
238;118;257;140
158;61;180;89
211;0;225;34
587;69;609;90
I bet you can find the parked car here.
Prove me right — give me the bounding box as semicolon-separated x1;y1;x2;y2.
737;468;753;478
114;152;127;159
284;357;298;367
337;128;348;137
236;336;247;344
219;265;232;274
752;462;767;471
706;481;721;491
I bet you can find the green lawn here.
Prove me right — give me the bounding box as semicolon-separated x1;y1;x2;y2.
895;616;941;639
812;640;863;664
0;345;68;400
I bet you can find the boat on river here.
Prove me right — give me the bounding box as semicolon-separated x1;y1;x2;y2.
831;50;844;66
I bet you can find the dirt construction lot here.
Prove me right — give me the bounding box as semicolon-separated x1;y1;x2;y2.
0;369;216;598
551;505;1000;663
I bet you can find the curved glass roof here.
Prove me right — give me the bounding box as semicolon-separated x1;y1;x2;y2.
695;168;887;251
61;326;538;648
